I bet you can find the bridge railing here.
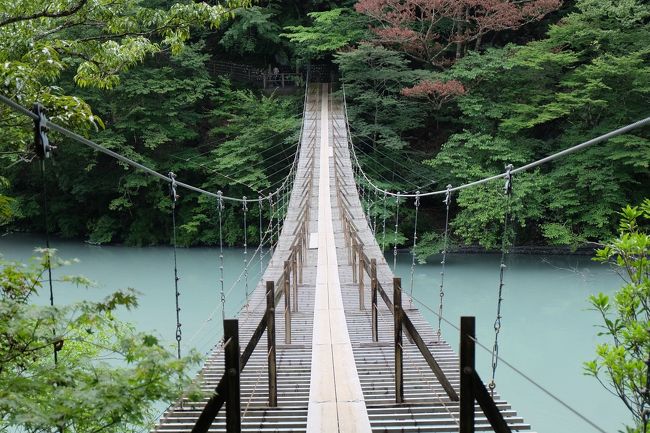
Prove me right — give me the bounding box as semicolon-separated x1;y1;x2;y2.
331;99;460;403
190;76;316;433
333;90;519;430
460;316;512;433
191;141;314;433
209;60;303;89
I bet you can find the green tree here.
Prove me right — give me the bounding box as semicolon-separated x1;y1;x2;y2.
219;6;286;63
0;0;250;229
586;199;650;432
335;43;428;151
425;0;650;248
282;8;369;63
0;250;200;432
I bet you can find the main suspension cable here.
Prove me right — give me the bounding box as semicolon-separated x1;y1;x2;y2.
338;86;650;199
0;94;294;204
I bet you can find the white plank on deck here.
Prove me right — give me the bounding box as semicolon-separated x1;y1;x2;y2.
306;84;372;433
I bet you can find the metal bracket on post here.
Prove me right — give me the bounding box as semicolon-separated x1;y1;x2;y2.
224;319;241;433
394;277;404;404
266;281;277;407
371;258;378;342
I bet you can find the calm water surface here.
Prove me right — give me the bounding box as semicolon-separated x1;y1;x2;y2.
1;233;628;433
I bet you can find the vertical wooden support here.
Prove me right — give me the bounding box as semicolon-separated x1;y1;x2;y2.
352;239;358;284
371;259;378;342
394;277;404;404
460;316;476;433
283;261;291;344
298;243;304;284
266;282;277;407
345;220;351;264
224;319;241;433
292;255;298;312
359;248;365;310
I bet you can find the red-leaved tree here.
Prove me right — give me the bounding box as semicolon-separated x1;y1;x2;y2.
355;0;561;65
401;79;466;108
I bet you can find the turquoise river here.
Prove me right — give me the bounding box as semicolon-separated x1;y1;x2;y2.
1;233;628;433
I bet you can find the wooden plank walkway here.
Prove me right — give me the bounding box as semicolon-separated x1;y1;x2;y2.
154;84;534;432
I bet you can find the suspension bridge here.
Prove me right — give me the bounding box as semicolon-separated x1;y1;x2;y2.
2;77;648;433
152;83;529;433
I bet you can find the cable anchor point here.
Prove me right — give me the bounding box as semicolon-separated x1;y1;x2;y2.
33;103;55;159
503;164;514;196
444;184;452;207
169;172;179;203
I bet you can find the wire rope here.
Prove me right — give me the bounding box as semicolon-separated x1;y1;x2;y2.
217;191;225;323
408;192;420;307
381;191;388;251
242;197;249;311
0;94;302;204
169;172;182;359
40;159;59;364
437;185;452;340
338;85;650;199
489;164;514;394
407;292;608;433
393;194;400;271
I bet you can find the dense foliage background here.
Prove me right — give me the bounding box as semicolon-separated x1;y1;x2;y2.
1;0;648;251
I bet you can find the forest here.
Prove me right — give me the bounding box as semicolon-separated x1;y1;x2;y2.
0;1;649;433
0;0;648;252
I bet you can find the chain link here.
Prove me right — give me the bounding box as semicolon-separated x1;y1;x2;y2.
393;194;400;271
169;172;182;358
242;197;249;311
381;191;388;251
217;191;225;322
490;164;514;394
372;188;379;235
408;192;420;307
437;185;452;340
258;196;264;275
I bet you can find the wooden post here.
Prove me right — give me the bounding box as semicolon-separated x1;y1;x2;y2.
359;248;365;310
460;316;475;433
292;255;298;312
352;239;358;284
371;259;378;342
283;261;291;344
298;242;304;284
394;277;404;404
224;319;241;433
344;220;351;264
266;282;277;407
281;74;285;88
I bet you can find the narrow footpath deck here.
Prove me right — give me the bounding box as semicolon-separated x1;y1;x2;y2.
154;84;533;432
